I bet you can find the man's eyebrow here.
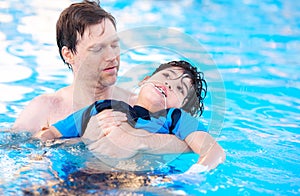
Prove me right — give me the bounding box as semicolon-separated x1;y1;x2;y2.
87;42;104;50
88;37;120;50
112;36;120;42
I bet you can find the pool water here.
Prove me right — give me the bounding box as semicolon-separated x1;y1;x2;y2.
1;0;300;195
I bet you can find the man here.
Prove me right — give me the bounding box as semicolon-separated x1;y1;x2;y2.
12;0;134;133
13;0;189;155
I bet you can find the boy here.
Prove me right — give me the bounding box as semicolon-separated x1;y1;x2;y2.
36;60;225;172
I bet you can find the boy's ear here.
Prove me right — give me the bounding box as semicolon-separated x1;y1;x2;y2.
138;76;150;86
181;98;189;107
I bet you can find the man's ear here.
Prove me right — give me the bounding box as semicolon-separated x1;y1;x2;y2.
62;46;74;66
138;76;150;86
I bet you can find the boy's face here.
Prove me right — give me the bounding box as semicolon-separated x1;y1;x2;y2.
137;67;192;113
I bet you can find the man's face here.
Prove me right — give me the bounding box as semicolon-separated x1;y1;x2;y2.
73;19;120;90
137;67;192;113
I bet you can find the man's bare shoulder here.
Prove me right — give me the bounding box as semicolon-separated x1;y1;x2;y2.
12;93;59;132
13;86;72;132
34;85;73;107
30;93;64;107
33;87;74;117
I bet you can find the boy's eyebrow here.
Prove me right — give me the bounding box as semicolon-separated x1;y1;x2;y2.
168;69;177;76
168;69;190;95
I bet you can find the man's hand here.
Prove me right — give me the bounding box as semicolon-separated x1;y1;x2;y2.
82;109;127;144
94;109;127;132
87;125;141;163
86;122;190;159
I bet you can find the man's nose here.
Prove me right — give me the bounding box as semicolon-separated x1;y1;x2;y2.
104;46;118;61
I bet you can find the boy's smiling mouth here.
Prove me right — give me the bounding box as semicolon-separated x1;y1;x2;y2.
154;85;167;97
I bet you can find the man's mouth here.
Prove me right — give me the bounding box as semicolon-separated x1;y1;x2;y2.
103;66;117;72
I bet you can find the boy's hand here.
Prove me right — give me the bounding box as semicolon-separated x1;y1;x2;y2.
168;164;207;182
33;127;57;141
184;163;208;174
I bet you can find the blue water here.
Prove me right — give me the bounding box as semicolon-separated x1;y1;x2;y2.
1;0;300;195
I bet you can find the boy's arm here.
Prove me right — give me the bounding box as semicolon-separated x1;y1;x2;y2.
184;131;226;171
33;126;62;141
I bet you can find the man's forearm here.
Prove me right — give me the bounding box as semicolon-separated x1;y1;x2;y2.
124;123;190;154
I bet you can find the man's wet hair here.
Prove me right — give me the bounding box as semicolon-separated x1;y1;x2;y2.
56;0;116;70
152;60;207;117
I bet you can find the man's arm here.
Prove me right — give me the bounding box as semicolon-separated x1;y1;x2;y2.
12;95;51;134
86;122;190;159
83;108;190;154
184;131;226;171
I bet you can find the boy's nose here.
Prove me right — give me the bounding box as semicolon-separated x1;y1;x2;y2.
165;81;172;90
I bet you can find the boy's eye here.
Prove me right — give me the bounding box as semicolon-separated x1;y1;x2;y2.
162;73;170;79
177;86;184;94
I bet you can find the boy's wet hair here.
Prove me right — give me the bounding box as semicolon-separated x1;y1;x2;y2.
152;60;207;117
56;0;116;70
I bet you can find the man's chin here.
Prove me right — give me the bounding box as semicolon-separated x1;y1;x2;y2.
101;77;117;87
